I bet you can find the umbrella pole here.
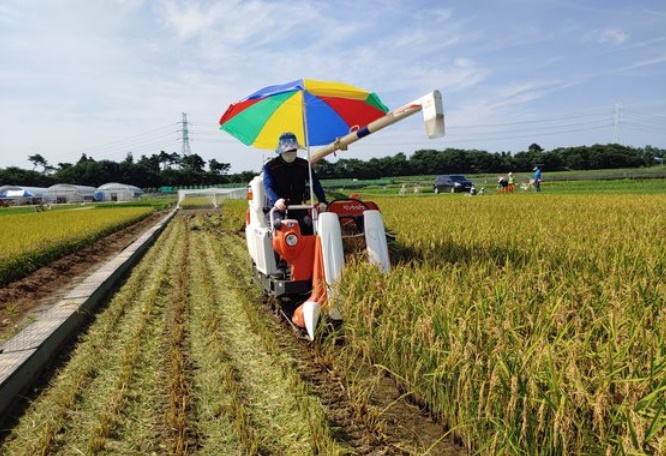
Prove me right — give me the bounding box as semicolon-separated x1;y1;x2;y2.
306;146;317;234
302;96;318;234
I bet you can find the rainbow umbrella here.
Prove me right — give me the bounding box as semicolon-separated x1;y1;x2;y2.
219;79;389;150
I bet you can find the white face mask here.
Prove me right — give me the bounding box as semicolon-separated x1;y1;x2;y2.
281;151;297;163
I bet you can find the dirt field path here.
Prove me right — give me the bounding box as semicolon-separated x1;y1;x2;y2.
0;211;464;455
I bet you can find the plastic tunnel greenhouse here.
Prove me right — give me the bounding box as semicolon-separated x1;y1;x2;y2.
0;185;48;205
94;183;143;202
43;184;96;203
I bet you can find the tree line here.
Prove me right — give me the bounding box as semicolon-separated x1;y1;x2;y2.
1;143;663;189
0;151;257;190
316;143;663;180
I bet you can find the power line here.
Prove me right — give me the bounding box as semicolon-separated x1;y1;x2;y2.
623;110;666;121
613;103;623;144
43;123;180;164
41;106;662;166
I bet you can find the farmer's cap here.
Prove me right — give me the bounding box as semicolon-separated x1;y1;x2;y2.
276;132;302;154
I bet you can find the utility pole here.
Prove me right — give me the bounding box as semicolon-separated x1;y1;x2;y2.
613;103;623;145
181;112;192;156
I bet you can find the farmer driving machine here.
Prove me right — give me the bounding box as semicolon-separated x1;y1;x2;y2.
243;90;445;340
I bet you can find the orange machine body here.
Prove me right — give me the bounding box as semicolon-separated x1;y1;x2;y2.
260;200;382;332
271;219;316;281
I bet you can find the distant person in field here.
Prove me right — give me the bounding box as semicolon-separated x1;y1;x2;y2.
498;176;509;193
533;166;542;192
263;131;328;231
507;172;515;193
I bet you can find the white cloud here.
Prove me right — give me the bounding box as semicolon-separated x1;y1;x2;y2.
584;28;629;46
618;53;666;72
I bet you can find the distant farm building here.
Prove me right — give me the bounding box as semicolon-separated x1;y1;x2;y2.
94;183;143;202
0;185;48;205
43;184;96;204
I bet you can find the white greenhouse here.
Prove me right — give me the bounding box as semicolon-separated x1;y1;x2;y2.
0;185;48;205
43;184;97;204
94;183;144;202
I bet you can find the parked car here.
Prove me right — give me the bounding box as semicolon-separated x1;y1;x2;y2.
433;175;474;194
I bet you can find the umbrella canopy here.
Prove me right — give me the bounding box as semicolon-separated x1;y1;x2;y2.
219;79;389;150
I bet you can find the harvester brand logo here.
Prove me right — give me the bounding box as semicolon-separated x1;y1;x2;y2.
343;204;365;212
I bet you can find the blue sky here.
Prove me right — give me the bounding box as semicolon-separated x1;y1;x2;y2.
1;0;664;174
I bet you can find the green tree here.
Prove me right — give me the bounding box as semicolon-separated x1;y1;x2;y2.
208;159;231;175
28;154;49;173
169;152;182;169
0;166;54;186
528;143;544;154
410;149;442;175
182;153;206;172
137;154;161;174
158;150;171;170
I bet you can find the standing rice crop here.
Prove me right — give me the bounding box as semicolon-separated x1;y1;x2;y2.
339;194;666;455
0;207;152;286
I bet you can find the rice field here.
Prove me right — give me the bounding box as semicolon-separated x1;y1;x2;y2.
0;207;153;286
1;212;419;455
335;193;666;455
2;187;664;455
202;189;666;454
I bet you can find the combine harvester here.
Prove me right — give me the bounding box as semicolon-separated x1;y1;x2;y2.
245;91;445;340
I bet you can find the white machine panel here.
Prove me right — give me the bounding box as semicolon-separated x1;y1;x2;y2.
249;226;277;275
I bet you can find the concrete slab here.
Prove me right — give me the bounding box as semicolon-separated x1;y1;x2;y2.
1;316;69;352
63;281;100;300
0;350;35;382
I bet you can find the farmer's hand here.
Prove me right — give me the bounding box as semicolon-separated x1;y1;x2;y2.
274;198;287;211
318;202;328;212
